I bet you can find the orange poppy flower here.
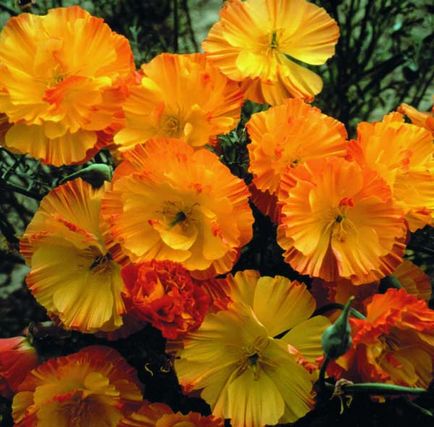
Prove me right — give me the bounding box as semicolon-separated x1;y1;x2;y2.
118;401;224;427
114;53;243;151
329;289;434;388
102;139;253;277
0;6;134;165
12;346;143;426
349;113;433;231
0;337;38;398
277;157;407;284
20;179;126;333
121;260;211;339
247;98;347;219
203;0;339;105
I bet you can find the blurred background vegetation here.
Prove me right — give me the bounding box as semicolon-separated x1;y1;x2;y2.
0;0;433;426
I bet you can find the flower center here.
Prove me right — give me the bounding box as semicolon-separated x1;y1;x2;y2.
89;252;113;273
47;65;66;88
270;31;279;50
169;210;187;227
59;391;96;423
161;115;183;138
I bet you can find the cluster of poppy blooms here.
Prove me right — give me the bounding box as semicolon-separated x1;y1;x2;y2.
0;1;433;426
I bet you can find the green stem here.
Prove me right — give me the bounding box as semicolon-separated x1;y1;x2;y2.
313;303;366;319
324;381;427;396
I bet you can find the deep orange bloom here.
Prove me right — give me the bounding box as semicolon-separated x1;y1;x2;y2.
102;139;253;277
0;6;134;165
247;98;347;218
349;113;433;231
114;53;243;151
12;346;143;426
203;0;339;105
121;260;211;339
20;179;126;333
118;401;224;427
0;337;38;398
329;289;434;388
277;157;407;284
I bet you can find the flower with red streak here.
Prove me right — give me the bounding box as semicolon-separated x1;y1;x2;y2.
0;337;38;398
12;346;143;426
329;289;434;388
348;113;433;231
121;260;212;339
114;53;243;151
0;6;134;165
118;401;224;427
277;157;407;284
102;139;253;277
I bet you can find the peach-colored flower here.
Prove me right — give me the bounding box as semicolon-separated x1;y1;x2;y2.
102;139;253;277
247;98;347;219
203;0;339;105
277;157;407;284
349;113;433;231
0;6;134;165
114;53;243;151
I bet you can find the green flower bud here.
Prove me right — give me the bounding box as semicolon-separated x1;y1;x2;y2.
321;296;354;360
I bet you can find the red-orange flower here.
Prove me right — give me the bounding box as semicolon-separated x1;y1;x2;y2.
12;346;143;426
121;260;211;339
203;0;339;104
277;157;407;284
0;6;134;165
0;337;38;398
329;289;434;388
102;139;253;277
119;401;224;427
114;53;243;151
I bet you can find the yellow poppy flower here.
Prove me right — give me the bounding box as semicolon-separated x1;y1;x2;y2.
203;0;339;105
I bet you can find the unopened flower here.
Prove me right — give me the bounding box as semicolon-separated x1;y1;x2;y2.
277;157;407;284
0;337;38;398
328;289;434;388
114;53;243;151
203;0;339;104
102;139;253;277
20;179;126;333
0;6;134;165
174;270;329;426
118;401;224;427
12;346;143;426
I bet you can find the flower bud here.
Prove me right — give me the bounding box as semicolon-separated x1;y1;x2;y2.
321;297;354;360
